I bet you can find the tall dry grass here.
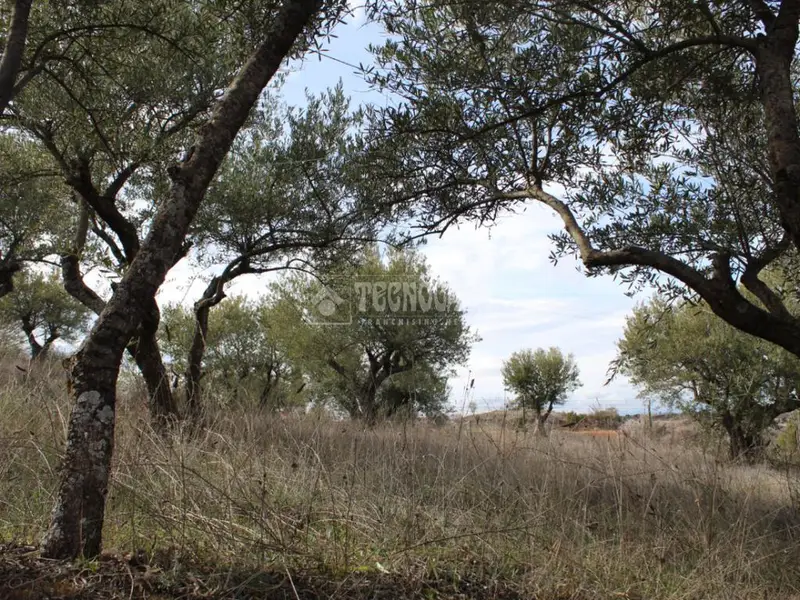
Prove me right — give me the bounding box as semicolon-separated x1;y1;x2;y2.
1;359;799;598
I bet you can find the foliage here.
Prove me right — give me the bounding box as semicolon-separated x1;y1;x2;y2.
501;347;581;430
161;296;304;411
616;295;800;459
362;0;800;359
192;84;380;276
270;245;478;422
0;270;91;359
0;135;72;288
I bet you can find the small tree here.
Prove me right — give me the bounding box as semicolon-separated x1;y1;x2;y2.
501;347;581;434
0;270;90;360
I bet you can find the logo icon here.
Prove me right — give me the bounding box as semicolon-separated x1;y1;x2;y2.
308;285;350;324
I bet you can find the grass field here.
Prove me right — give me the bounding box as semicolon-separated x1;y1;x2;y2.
1;361;800;598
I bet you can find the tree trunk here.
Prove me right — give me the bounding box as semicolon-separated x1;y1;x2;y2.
41;0;323;559
186;298;212;418
40;333;123;559
0;0;33;116
0;254;22;298
755;20;800;254
360;381;381;426
533;413;548;436
61;251;179;424
22;325;42;359
721;413;762;462
130;329;178;427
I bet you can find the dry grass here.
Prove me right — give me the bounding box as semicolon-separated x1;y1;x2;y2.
1;361;800;598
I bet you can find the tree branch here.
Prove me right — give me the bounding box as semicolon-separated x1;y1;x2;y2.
469;35;755;138
531;186;800;356
746;0;777;29
740;235;792;318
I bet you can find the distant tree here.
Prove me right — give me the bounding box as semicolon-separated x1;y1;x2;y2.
616;296;800;460
0;270;90;360
501;347;581;434
161;296;305;412
271;246;478;424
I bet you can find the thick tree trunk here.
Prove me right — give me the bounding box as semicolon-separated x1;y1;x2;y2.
0;0;33;116
720;412;762;462
40;335;123;559
755;17;800;253
359;382;381;426
41;0;324;559
61;252;179;424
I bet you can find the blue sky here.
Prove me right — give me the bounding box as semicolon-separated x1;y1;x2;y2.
159;13;647;415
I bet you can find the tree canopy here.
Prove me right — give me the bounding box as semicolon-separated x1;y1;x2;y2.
617;294;800;459
0;269;90;360
501;347;581;432
161;296;305;411
363;0;800;359
270;245;478;423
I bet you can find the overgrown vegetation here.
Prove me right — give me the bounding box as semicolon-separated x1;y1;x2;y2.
0;361;798;599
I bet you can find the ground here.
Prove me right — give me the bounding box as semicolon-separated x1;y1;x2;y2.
0;543;536;600
2;369;800;599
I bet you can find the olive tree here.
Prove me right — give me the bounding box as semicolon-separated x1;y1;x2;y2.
6;0;256;423
271;246;478;423
162;296;305;411
364;0;800;359
182;85;379;415
38;0;347;560
0;270;90;359
501;347;581;434
616;295;800;460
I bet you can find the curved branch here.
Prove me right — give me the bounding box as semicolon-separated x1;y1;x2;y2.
532;186;800;357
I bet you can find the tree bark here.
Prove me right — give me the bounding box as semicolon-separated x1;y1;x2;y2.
40;0;324;559
186;296;213;417
0;253;22;299
533;414;548;436
0;0;33;116
721;412;762;462
61;251;179;424
754;13;800;254
128;299;178;427
185;267;247;417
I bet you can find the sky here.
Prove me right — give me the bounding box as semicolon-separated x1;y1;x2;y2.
158;13;646;415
